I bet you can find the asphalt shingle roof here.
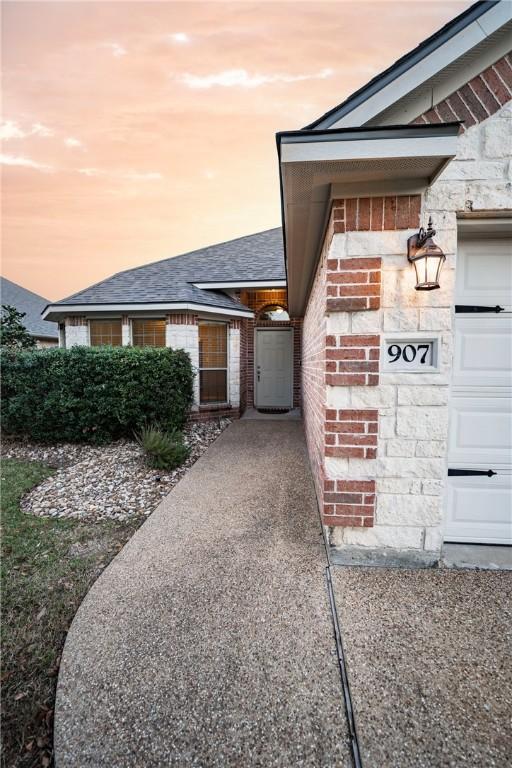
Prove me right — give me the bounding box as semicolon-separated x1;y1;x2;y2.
53;228;285;312
1;277;58;339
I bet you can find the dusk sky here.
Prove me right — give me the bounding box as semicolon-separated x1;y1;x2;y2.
2;0;472;301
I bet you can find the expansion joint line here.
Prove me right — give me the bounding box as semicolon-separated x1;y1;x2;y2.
320;529;363;768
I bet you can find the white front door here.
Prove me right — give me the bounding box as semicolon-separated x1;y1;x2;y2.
255;328;293;408
445;236;512;544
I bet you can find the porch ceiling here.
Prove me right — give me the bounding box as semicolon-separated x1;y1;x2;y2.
277;123;461;316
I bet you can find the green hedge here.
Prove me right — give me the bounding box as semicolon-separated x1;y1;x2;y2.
1;346;194;444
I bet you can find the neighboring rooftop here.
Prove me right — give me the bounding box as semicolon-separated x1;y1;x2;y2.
1;277;58;339
46;228;285;315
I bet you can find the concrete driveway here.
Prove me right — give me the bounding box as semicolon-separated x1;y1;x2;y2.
55;420;352;767
55;418;512;767
333;566;512;768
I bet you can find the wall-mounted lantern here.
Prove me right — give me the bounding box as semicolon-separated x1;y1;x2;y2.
407;217;446;291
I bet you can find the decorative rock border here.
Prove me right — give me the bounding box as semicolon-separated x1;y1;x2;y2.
2;420;231;522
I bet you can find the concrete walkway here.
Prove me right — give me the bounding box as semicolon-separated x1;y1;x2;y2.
55;421;352;767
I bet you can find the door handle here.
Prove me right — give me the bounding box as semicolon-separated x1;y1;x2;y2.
455;305;505;313
257;366;261;382
448;468;497;477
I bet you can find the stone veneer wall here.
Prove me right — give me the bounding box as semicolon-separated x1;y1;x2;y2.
304;195;421;530
309;97;511;560
64;316;88;347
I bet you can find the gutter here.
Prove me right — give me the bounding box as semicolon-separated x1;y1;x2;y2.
276;121;462;146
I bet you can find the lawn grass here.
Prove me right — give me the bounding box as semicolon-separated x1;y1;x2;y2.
1;458;143;768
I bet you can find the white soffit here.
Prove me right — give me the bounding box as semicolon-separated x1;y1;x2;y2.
278;125;460;315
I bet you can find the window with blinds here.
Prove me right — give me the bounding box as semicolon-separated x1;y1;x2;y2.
132;319;166;347
199;322;228;403
90;319;122;346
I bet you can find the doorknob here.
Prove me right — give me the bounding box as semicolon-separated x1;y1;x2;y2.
257;365;261;382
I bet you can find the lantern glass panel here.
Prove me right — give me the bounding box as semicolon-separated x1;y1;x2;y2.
413;251;445;291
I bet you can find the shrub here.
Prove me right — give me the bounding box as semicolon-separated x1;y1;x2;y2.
0;305;36;350
1;346;194;444
135;424;190;470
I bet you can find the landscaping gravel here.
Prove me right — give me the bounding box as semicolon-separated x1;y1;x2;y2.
1;420;230;522
332;566;512;768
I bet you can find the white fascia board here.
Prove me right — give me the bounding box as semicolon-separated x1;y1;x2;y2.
328;3;511;128
280;135;458;164
42;302;254;320
193;280;286;289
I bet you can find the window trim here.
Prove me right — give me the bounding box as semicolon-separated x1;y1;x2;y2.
198;321;229;406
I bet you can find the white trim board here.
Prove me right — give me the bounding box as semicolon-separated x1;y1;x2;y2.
280;135;459;164
193;280;286;289
42;302;255;321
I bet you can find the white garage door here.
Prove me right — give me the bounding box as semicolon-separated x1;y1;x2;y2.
445;236;512;544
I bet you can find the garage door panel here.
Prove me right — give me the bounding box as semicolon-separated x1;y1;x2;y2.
444;474;512;544
446;234;512;545
452;317;512;388
455;239;512;307
448;396;512;466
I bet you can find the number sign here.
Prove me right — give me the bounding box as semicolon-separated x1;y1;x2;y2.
383;338;438;372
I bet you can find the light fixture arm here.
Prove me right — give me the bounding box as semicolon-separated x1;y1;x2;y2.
407;216;436;262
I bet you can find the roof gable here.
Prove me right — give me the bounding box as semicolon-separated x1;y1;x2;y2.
306;1;511;129
50;228;285;312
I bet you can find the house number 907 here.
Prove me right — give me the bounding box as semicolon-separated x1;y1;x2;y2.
387;343;431;364
383;338;438;372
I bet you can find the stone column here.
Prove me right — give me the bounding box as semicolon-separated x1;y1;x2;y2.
64;317;88;347
229;323;241;408
121;316;131;346
166;314;200;410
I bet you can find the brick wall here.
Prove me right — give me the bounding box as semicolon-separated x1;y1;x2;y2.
302;232;329;504
326;334;380;387
413;53;512;128
241;289;302;410
166;313;198;325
